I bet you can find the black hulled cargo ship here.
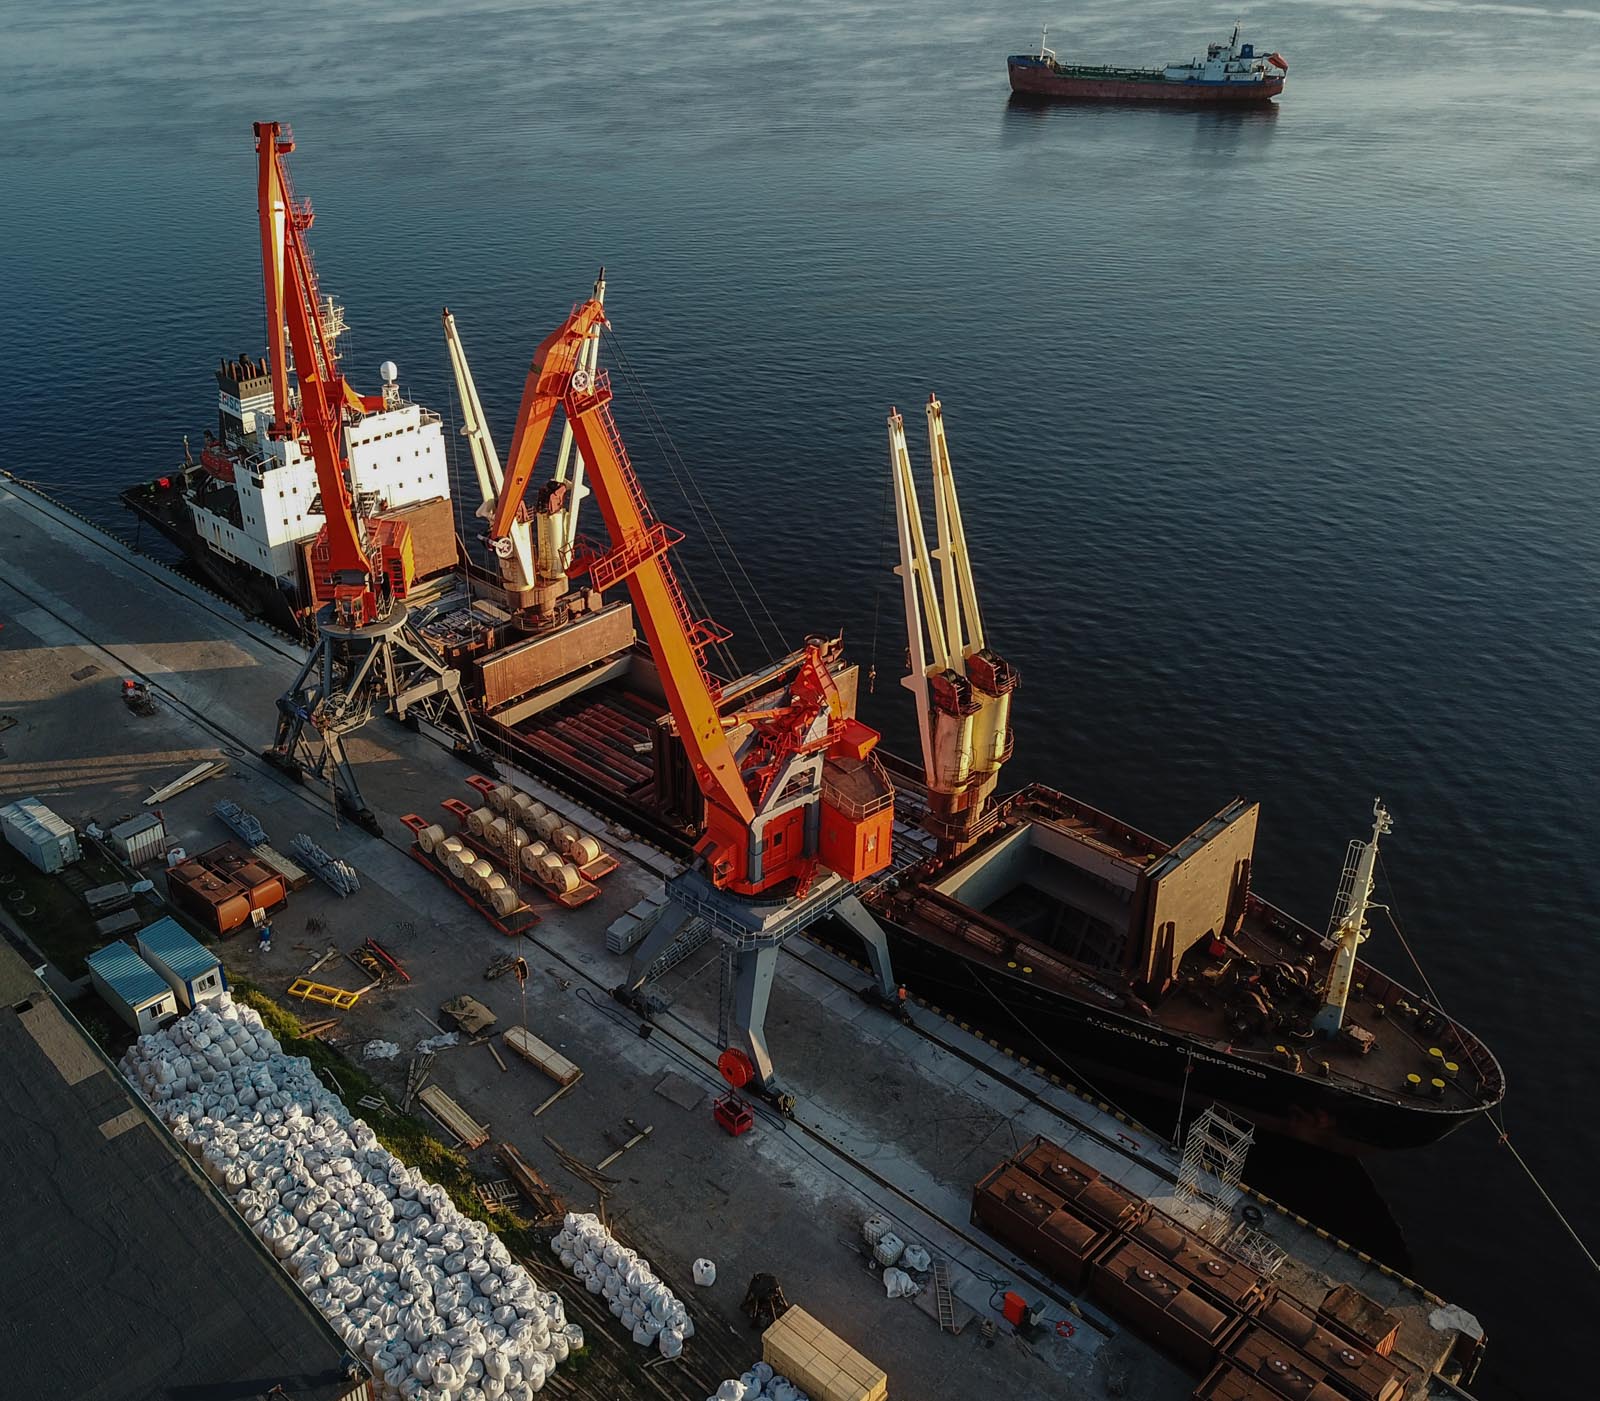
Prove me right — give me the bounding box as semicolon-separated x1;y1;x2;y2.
858;780;1503;1153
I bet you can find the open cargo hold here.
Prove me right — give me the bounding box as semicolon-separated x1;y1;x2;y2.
762;1306;888;1401
1;796;80;874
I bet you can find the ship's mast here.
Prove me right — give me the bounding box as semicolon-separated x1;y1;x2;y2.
1313;799;1393;1036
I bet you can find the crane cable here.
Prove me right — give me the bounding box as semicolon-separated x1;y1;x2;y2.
603;330;769;672
1376;852;1600;1278
590;338;741;678
603;328;790;665
867;456;896;693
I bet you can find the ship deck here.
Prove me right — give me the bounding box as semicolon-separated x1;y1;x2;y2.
0;474;1486;1399
878;787;1503;1121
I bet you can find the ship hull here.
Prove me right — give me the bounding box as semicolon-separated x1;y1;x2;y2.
841;912;1485;1154
121;480;302;636
1008;61;1283;105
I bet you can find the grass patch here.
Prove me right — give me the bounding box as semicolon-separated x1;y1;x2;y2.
231;980;544;1258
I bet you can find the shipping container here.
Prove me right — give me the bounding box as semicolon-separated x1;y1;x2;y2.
1249;1299;1408;1401
107;812;168;866
478;602;636;710
1193;1358;1345;1401
137;916;227;1010
1011;1134;1147;1231
1;796;80;874
1129;1212;1276;1313
971;1163;1110;1291
1090;1237;1244;1373
86;941;179;1032
1222;1327;1362;1401
1316;1284;1400;1359
166;862;254;935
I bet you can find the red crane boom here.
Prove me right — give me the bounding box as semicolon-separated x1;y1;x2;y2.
253;121;399;626
506;298;893;896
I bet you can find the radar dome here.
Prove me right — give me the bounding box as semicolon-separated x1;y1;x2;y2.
380;360;399;383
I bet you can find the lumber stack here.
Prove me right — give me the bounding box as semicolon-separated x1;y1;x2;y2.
763;1307;887;1401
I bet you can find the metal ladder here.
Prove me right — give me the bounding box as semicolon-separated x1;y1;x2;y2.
932;1258;957;1334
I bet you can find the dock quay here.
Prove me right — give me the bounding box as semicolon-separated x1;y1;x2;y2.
0;472;1486;1400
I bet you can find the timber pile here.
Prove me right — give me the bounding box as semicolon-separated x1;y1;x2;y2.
495;1141;567;1225
418;1084;489;1149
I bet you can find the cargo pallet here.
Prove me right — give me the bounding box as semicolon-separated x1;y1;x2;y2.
439;797;603;910
399;814;541;937
463;775;622;881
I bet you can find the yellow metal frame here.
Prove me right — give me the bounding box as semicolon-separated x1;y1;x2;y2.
286;977;364;1010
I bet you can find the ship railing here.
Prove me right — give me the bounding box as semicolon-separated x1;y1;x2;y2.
418;407;442;427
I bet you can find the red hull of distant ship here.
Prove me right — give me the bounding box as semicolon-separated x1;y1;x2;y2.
1009;63;1283;104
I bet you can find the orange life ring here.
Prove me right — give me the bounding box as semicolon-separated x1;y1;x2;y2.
1056;1318;1077;1339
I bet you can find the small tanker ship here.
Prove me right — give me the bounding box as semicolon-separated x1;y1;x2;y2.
1009;25;1287;105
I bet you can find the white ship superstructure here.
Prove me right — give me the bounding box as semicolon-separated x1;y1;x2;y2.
191;351;450;587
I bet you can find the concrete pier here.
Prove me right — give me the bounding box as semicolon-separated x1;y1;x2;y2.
0;476;1483;1400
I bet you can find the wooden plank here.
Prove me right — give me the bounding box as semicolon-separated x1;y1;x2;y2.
503;1025;581;1086
418;1084;489;1149
488;1042;509;1073
495;1141;567;1223
253;842;313;890
144;759;227;805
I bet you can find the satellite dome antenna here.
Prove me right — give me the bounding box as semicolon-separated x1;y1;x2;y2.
379;360;400;409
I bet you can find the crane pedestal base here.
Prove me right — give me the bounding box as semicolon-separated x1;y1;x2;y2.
269;602;484;834
618;867;898;1099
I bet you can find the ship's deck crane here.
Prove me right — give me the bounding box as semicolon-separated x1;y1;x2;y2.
254;121;482;831
442;271;604;624
497;294;902;1095
1314;799;1392;1036
889;396;1017;854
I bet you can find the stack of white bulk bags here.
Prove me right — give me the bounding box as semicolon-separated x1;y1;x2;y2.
120;995;574;1401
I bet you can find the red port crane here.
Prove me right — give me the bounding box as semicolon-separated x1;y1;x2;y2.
255;122;481;830
486;292;903;1095
254;122;405;628
504;297;894;896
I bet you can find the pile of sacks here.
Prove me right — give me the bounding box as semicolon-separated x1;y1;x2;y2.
706;1363;810;1401
862;1213;928;1299
119;995;579;1401
550;1211;692;1358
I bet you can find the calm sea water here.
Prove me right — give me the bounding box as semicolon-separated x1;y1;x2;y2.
5;1;1598;1390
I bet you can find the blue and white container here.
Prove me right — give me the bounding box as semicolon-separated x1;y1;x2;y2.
86;941;178;1032
136;916;226;1010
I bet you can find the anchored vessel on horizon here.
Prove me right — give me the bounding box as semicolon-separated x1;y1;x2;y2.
119;125;1501;1153
1009;25;1288;105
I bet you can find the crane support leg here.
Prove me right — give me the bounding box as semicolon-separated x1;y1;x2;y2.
832;892;898;1002
731;946;780;1092
619;902;696;993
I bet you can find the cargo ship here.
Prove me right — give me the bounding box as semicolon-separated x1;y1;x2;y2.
122;334;463;638
118;173;1501;1157
1009;25;1287;105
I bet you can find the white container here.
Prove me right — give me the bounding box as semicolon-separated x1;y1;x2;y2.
107;812;167;867
1;796;80;874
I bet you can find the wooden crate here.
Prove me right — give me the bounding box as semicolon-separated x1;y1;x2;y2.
763;1307;887;1401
